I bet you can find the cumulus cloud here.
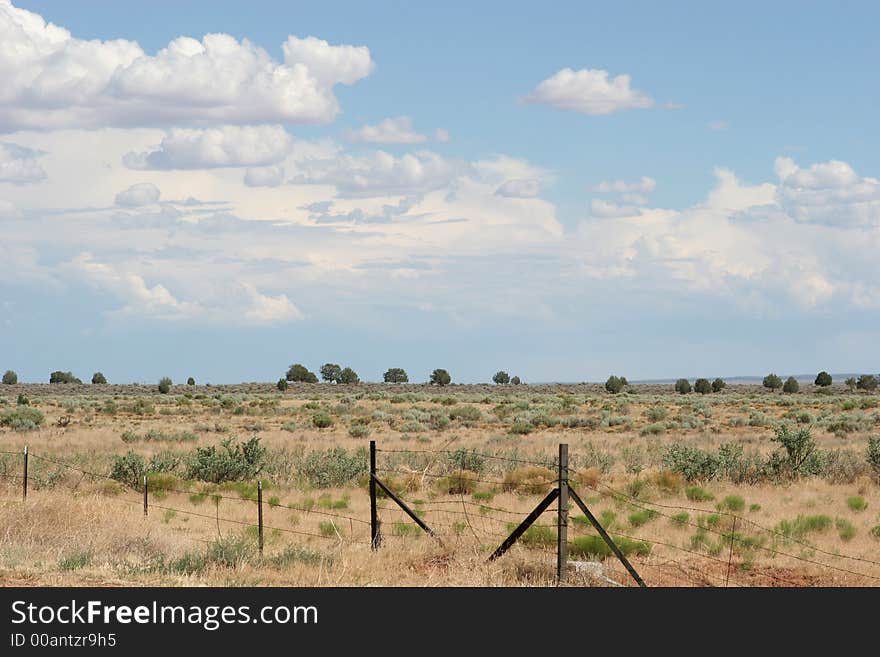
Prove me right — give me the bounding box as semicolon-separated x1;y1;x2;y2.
589;199;642;218
0;142;47;183
774;157;880;227
0;2;373;131
525;68;654;115
347;116;428;144
0;198;19;219
115;182;160;207
123;125;293;169
244;165;285;187
495;178;542;198
593;176;656;194
290;149;462;197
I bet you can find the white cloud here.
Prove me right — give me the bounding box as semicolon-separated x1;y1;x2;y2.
774;157;880;227
589;199;642;218
0;198;19;218
0;142;46;183
434;128;450;143
239;282;304;323
290;149;462;197
0;2;373;131
347;116;428;144
495;178;541;198
525;68;654;115
244;165;285;188
123;125;293;169
115;182;160;206
593;176;656;194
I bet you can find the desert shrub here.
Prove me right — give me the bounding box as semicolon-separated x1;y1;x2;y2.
286;363;318;383
348;424;370;438
763;373;783;390
774;514;832;539
502;466;554;495
59;549;93;571
712;378;726;393
662;444;718;481
110;451;147;488
652;470;684;494
147;451;182;474
604;376;625;394
436;470;479;494
508;420;533;435
298;447;366;488
185;437;266;483
509;524;555;548
717;495;745;512
121;429;197;443
0;406;44;430
685;485;714;502
868;437;880;477
674;379;692;394
815;371;832;387
857;374;878;391
569;535;650;559
16;393;28;406
820;449;866;484
448;405;482;422
645;406;668;422
573;467;601;490
91;372;107;384
628;509;658;527
447;448;486;473
846;496;867;512
276;378;289;391
157;377;172;394
1;370;17;385
870;526;880;541
783;377;800;394
694;378;711;394
511;376;522;385
671;512;690;527
836;518;856;542
186;377;195;386
312;413;333;429
429;369;451;386
640;422;666;436
771;424;817;477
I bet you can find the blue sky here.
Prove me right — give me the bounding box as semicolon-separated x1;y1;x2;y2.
2;1;879;383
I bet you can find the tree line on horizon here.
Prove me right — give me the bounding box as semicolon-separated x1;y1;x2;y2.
1;367;877;394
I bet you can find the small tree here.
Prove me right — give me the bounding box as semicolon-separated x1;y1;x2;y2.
320;363;342;383
763;373;783;391
814;371;832;387
712;377;726;393
492;371;510;385
772;424;816;477
845;377;857;391
2;370;17;385
783;376;800;394
605;375;624;394
511;376;522;385
276;378;289;391
49;371;81;384
856;374;878;391
674;378;692;394
187;377;196;385
383;368;409;383
339;367;360;384
158;377;172;394
286;363;318;383
91;372;107;384
694;378;711;394
430;369;451;386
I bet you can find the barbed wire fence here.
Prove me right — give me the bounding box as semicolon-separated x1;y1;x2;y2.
2;442;880;587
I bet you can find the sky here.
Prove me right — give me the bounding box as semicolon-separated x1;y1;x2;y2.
1;0;879;384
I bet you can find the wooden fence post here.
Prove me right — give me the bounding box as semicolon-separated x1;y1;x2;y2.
557;443;569;584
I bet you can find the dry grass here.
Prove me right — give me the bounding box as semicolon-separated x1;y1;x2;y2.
1;382;879;587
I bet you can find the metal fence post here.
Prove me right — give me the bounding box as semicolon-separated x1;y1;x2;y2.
557;443;569;584
143;474;148;516
22;446;28;501
370;440;380;550
258;480;264;556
